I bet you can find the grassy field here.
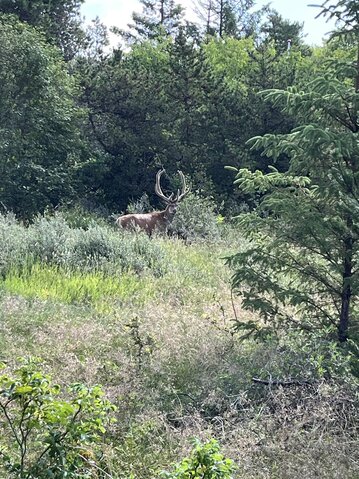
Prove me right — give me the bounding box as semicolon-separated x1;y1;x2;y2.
0;213;358;478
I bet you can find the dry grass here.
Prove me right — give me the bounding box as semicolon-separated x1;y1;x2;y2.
0;224;358;478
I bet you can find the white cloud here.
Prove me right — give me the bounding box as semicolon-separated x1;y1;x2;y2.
82;0;135;28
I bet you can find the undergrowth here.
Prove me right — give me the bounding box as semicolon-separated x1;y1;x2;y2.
0;213;168;278
0;212;358;478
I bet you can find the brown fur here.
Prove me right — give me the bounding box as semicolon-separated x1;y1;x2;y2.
116;205;176;236
116;169;188;236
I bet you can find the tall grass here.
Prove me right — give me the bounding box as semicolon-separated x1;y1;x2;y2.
0;212;358;479
0;212;231;310
3;264;156;310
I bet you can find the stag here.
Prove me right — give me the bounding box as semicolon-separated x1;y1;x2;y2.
116;169;189;235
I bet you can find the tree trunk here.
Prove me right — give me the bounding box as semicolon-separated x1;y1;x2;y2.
206;0;212;34
160;0;165;24
338;217;353;342
219;0;224;37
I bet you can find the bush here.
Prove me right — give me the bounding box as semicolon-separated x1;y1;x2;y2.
161;439;235;479
64;224;168;276
0;358;115;479
0;213;168;277
126;193;152;214
27;214;73;263
0;214;28;277
170;193;221;242
58;204;110;230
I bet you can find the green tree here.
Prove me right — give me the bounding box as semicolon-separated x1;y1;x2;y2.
122;0;185;43
162;25;249;198
81;24;235;209
82;22;306;212
228;0;359;343
204;35;304;183
260;10;307;54
0;0;85;60
0;16;87;218
163;25;211;170
80;38;172;210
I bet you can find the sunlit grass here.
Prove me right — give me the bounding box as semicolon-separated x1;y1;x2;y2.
2;264;157;311
0;237;232;312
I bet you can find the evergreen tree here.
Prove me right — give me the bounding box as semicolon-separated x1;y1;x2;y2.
195;0;256;38
162;25;245;195
164;25;207;165
260;10;307;55
82;17;110;61
228;0;359;344
79;38;172;210
122;0;185;42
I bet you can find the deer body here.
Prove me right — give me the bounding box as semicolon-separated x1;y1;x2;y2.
116;170;188;236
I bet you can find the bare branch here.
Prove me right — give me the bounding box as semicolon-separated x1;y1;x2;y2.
252;377;314;387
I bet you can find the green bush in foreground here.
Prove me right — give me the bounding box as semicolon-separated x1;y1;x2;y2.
0;358;115;479
162;439;236;479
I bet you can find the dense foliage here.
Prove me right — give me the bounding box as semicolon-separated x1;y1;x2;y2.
0;0;310;216
0;17;88;218
0;358;115;478
0;0;359;477
228;0;359;346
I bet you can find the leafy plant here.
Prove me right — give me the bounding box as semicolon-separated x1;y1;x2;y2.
170;193;221;242
161;439;235;479
0;357;115;478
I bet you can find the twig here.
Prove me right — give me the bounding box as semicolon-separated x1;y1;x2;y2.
252;377;313;387
0;202;8;213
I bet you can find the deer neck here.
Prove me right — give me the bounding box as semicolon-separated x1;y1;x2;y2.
162;204;176;223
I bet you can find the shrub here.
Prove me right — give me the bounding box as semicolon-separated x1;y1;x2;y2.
0;357;115;479
58;204;110;230
161;439;236;479
170;193;221;242
0;213;168;278
0;214;28;277
27;214;72;263
126;193;152;214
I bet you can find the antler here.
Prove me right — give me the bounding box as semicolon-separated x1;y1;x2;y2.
175;170;190;202
155;169;174;204
155;169;190;203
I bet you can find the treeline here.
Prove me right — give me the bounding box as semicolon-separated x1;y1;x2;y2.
0;0;339;218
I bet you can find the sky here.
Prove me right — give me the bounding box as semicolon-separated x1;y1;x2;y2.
81;0;336;47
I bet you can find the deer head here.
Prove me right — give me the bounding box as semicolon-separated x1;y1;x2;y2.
154;169;189;221
116;169;189;235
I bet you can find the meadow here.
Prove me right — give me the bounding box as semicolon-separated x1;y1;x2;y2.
0;212;358;479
